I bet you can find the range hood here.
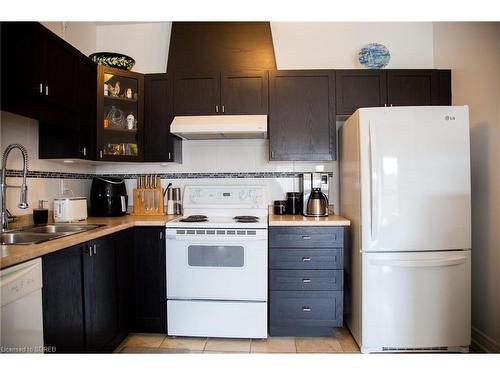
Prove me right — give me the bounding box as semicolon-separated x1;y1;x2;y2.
170;115;267;140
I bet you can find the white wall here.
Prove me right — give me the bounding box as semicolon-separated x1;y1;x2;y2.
271;22;434;69
40;22;97;56
96;22;171;73
0;112;93;216
433;22;500;352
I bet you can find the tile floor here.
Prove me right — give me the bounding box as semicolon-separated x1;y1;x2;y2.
115;327;361;354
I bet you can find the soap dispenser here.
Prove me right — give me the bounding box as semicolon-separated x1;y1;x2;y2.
33;200;48;226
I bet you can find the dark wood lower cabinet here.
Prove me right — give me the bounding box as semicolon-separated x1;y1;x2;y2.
268;226;345;336
41;226;164;353
133;227;167;333
42;244;86;353
82;236;118;353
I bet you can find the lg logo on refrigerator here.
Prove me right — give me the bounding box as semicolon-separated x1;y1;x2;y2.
445;115;456;121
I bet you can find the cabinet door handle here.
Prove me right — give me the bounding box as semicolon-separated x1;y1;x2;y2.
302;306;311;312
302;235;311;240
168;152;171;160
93;244;97;255
215;105;219;113
302;278;311;283
222;105;225;113
159;231;163;240
81;147;87;156
99;150;103;159
45;85;49;96
271;151;275;159
89;245;93;257
302;257;311;262
39;83;43;94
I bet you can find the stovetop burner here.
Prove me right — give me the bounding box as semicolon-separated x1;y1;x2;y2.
233;215;259;223
180;215;208;223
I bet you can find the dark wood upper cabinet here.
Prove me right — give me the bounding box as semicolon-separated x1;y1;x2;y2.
221;70;268;115
269;70;336;161
387;69;438;106
39;55;96;160
335;70;387;115
42;32;78;112
173;70;269;116
96;65;144;162
144;73;182;162
0;22;78;124
173;72;220;115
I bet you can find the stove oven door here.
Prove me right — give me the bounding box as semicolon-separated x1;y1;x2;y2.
166;228;268;301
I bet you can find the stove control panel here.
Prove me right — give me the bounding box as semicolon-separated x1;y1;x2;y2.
184;186;267;208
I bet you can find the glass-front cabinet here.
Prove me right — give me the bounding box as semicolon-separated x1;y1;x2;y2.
97;66;144;161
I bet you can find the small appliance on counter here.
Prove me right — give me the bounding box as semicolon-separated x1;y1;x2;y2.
273;200;287;215
300;172;329;217
33;200;48;225
90;176;128;217
285;192;302;215
54;197;88;222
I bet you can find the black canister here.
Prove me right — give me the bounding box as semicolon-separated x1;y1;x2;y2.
273;200;287;215
286;192;302;215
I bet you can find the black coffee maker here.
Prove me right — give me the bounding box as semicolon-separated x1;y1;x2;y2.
90;176;128;216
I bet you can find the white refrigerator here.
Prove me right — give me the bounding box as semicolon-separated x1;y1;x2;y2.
339;106;471;353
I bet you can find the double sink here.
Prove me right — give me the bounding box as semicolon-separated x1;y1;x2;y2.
1;224;103;245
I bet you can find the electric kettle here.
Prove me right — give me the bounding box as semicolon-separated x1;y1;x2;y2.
305;188;329;217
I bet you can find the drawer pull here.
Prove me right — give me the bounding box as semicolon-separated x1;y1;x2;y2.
302;235;311;240
302;278;311;283
302;306;311;312
302;257;311;262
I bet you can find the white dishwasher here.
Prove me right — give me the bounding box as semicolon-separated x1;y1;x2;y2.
0;258;44;353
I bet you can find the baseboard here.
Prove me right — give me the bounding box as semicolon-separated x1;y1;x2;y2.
471;326;500;353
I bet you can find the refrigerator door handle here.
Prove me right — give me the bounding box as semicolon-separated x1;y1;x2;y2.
369;256;468;268
369;123;379;241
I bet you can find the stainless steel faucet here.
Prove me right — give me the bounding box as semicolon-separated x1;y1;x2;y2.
1;144;29;232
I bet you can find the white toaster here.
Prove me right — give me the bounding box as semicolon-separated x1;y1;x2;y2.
53;197;88;222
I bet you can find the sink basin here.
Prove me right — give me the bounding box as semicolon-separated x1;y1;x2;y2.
28;224;101;234
1;224;104;245
1;232;58;245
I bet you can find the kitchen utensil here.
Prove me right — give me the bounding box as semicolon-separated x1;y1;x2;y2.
273;200;287;215
132;175;165;216
286;192;302;215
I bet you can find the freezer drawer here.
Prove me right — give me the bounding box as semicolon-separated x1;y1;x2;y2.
362;250;471;353
270;270;343;291
167;300;267;339
269;248;343;270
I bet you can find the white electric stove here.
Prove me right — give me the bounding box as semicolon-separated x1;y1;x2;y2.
165;185;268;339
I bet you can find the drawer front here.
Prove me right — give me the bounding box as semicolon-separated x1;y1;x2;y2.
269;226;344;248
269;248;343;270
270;291;343;327
270;270;343;291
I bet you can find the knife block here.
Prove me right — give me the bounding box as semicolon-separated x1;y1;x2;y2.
132;186;165;216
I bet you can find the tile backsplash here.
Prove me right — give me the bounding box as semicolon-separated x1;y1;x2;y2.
1;111;340;216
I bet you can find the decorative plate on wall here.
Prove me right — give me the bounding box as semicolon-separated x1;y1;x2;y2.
358;43;391;69
89;52;135;70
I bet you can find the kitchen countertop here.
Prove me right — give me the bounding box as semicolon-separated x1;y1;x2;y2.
268;207;350;227
1;213;180;270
